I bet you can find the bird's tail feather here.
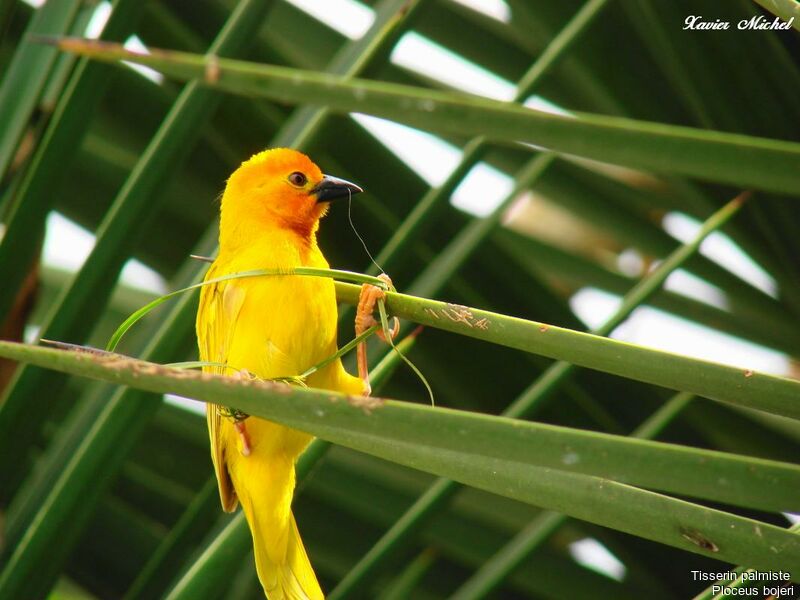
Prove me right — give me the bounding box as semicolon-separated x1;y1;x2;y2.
252;509;323;600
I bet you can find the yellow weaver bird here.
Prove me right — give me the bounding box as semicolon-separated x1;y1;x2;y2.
196;148;388;598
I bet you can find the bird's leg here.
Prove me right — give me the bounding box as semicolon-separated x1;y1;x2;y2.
229;369;254;456
355;274;399;396
233;420;251;457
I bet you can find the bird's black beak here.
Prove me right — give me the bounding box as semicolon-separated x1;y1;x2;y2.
312;174;363;202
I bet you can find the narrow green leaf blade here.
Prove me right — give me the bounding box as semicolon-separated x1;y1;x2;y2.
0;342;798;574
751;0;800;32
0;0;82;180
332;283;800;420
45;38;800;194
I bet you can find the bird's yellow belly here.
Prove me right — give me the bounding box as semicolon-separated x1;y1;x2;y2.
223;272;340;459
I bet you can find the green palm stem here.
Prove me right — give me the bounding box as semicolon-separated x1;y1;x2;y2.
493;229;800;353
0;337;797;570
46;38;800;195
0;0;82;183
0;0;142;322
377;548;438;600
751;0;800;32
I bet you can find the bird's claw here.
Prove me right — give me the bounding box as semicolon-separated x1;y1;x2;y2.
356;274;398;396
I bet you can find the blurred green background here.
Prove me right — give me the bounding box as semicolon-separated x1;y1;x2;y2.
0;0;798;598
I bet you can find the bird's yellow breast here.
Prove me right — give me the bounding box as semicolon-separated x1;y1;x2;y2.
207;234;339;383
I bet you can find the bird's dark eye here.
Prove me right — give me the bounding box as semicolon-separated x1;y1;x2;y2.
288;172;307;187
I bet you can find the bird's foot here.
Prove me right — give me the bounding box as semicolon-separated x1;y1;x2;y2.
356;274;399;396
233;420;251;457
231;369;254;456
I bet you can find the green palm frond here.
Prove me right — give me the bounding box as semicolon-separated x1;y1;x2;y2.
0;0;798;598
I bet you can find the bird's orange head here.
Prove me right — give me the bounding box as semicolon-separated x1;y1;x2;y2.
219;148;362;248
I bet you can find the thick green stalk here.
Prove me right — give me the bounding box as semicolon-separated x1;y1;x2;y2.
752;0;800;31
0;0;142;328
0;0;81;182
334;200;800;420
364;281;799;416
336;279;800;418
123;477;220;600
45;38;800;194
1;342;798;574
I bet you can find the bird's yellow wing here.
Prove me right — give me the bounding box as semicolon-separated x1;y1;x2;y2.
197;269;246;512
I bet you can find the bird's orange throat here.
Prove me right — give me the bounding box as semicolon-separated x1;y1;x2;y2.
276;201;328;244
219;199;327;255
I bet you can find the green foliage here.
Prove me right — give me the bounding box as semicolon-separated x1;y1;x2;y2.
0;0;798;598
